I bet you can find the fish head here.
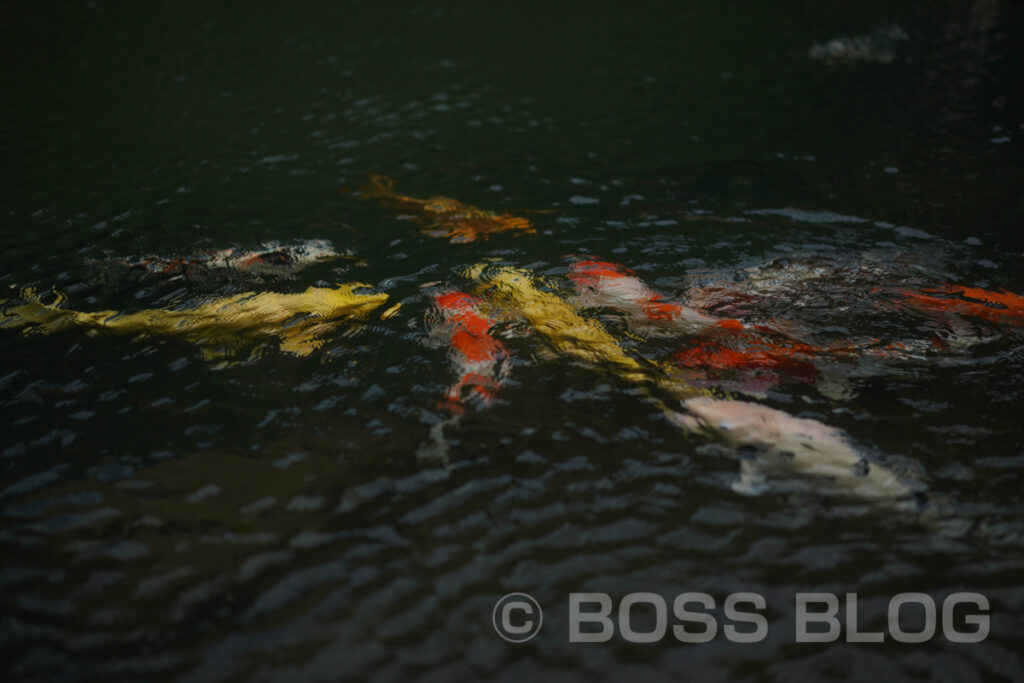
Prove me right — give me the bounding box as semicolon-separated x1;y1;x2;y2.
682;397;784;447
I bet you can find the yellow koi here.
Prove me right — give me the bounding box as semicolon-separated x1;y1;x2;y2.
2;284;389;359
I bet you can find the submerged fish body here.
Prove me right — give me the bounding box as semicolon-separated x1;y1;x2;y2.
360;174;535;243
688;253;1024;362
677;397;913;504
671;331;822;388
893;285;1024;327
808;24;908;64
419;289;510;461
99;239;343;279
2;284;389;359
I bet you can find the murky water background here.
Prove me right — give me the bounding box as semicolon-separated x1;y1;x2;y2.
3;1;1024;680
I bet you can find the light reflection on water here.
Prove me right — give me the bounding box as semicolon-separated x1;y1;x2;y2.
3;1;1024;680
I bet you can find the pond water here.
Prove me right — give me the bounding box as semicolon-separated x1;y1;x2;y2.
2;1;1023;680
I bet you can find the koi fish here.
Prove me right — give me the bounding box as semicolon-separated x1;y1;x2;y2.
567;258;723;334
468;262;914;505
469;263;683;392
682;255;1021;367
674;397;913;504
568;258;823;390
98;239;343;279
1;284;390;360
418;290;510;461
429;291;509;413
359;174;535;243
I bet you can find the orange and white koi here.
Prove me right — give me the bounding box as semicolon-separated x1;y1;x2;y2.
429;291;509;414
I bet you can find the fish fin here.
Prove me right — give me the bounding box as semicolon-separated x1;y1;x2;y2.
417;415;461;465
731;460;769;496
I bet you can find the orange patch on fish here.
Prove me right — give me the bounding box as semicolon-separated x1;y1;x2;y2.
567;259;634;287
894;284;1024;325
671;330;821;383
713;318;745;332
433;292;505;364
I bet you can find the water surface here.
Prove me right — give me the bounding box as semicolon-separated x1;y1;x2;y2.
2;1;1023;680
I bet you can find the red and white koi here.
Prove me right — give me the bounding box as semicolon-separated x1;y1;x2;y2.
566;258;822;391
567;258;724;333
429;290;509;414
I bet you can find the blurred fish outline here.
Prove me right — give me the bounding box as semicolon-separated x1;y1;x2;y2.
92;238;346;281
808;24;909;64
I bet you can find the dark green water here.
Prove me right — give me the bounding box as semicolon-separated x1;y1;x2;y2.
2;1;1023;680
